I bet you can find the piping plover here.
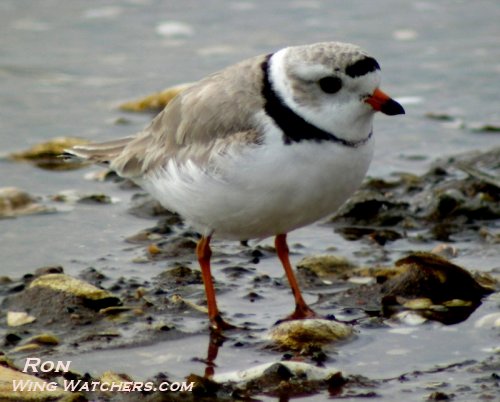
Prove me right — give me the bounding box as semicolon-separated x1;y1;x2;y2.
67;42;404;331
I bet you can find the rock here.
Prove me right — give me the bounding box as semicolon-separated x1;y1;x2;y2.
0;366;78;401
77;194;113;204
98;306;133;316
0;276;13;285
24;333;60;346
392;310;429;326
347;276;376;285
333;191;409;226
425;112;457;122
9;344;42;354
83;169;120;182
156;266;202;286
337;227;403;244
2;274;121;330
127;193;175;219
29;274;121;310
51;190;115;205
0;187;53;218
9;333;60;354
169;294;208;314
474;312;500;329
424;113;500;134
4;332;22;346
9;136;89;170
383;253;493;303
402;298;433;310
430;244;458;259
100;370;133;383
330;252;497;325
479;227;500;244
99;371;134;395
330;147;500;243
268;319;353;351
381;253;494;324
469;122;500;133
352;266;405;282
34;266;64;277
220;266;255;279
297;255;357;279
125;212;185;252
457;160;500;189
213;361;339;388
442;299;473;307
7;311;36;327
119;83;193;113
194;362;344;400
428;391;452;400
145;237;197;260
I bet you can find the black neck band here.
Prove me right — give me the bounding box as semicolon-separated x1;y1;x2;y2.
261;54;372;147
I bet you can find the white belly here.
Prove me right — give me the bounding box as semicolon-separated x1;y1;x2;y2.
142;138;374;240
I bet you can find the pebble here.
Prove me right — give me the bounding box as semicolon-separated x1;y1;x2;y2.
392;311;428;326
474;312;500;329
0;187;52;218
24;333;60;346
268;319;353;351
0;366;73;400
297;255;356;278
431;244;458;259
213;360;341;385
120;83;192;112
29;274;120;307
10;343;42;354
9;136;89;170
169;294;208;313
348;276;376;285
6;311;36;327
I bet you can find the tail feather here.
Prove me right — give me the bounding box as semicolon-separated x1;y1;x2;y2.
63;137;134;165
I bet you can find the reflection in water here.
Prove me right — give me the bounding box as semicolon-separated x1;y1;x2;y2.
204;331;227;378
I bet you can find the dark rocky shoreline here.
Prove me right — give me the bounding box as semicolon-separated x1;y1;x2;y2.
1;145;498;401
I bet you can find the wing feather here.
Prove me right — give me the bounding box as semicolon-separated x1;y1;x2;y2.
67;53;268;178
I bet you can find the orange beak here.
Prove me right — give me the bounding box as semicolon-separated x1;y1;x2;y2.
365;88;405;116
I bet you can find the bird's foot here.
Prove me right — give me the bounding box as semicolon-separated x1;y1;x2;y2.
209;314;238;333
274;304;321;325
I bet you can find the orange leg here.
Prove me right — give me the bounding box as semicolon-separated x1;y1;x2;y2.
275;233;317;321
196;235;235;332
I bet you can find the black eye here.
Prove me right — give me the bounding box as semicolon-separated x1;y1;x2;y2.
318;76;342;94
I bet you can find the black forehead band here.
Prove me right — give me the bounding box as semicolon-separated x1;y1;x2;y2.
345;57;380;78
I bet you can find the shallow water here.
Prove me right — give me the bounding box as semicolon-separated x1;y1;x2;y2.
1;0;499;400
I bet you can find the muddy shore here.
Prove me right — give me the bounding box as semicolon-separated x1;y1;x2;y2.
1;144;499;401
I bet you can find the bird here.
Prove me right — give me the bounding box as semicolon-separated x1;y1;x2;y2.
66;41;405;332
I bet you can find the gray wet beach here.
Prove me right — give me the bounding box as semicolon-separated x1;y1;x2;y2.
1;1;499;401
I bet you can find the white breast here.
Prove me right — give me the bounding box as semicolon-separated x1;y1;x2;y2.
142;122;374;240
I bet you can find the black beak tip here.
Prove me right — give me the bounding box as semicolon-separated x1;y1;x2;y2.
381;99;405;116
